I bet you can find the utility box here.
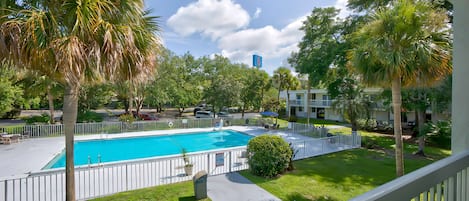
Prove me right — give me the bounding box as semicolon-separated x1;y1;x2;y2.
193;170;208;200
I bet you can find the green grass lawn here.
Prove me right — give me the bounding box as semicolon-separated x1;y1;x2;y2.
239;128;451;201
90;180;211;201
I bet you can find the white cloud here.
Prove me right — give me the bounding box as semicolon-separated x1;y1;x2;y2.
253;8;262;19
218;16;306;73
167;0;250;40
334;0;352;19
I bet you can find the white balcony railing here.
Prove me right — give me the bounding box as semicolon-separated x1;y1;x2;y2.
311;100;333;107
350;150;469;201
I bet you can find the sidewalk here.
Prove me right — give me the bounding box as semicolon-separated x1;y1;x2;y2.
208;172;281;201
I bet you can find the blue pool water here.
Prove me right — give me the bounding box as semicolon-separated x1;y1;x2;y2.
47;130;252;169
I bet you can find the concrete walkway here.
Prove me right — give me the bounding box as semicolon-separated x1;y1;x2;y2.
208;172;281;201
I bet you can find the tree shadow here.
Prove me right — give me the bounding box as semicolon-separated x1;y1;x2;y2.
284;192;339;201
178;196;197;201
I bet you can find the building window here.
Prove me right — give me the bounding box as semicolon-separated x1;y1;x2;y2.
299;107;303;112
311;93;316;100
311;107;316;113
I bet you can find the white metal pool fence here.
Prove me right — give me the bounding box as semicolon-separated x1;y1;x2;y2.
0;120;360;201
0;118;328;139
0;134;360;201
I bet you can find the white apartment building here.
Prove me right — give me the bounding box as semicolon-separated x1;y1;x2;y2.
280;88;445;124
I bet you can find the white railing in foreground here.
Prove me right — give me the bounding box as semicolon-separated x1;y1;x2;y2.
350;150;469;201
0;147;248;201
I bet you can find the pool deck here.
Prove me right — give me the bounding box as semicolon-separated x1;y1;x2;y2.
0;126;327;180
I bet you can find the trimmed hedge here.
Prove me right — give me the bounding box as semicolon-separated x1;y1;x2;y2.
247;135;292;178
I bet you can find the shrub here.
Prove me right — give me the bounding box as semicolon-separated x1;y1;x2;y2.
119;114;135;124
77;111;103;123
424;120;451;149
247;135;292;178
357;119;377;131
24;113;50;124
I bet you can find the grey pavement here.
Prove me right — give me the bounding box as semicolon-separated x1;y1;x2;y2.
0;137;64;179
208;172;281;201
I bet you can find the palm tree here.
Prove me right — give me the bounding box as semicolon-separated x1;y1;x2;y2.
272;67;298;122
0;1;161;200
348;0;451;177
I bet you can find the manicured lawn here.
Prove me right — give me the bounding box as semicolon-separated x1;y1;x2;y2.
90;181;211;201
240;129;451;201
240;147;448;201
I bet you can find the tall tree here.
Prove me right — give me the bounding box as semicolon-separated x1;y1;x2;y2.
0;62;23;117
348;0;451;176
289;7;343;87
0;1;161;200
272;67;297;122
240;68;270;118
328;77;366;133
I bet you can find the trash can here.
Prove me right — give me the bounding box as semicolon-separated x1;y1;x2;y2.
193;170;208;199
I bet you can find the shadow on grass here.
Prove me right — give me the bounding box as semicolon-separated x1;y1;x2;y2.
284;192;339;201
178;196;197;201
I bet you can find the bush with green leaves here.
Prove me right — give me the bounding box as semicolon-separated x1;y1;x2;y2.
424;120;451;149
24;113;50;124
247;135;292;178
77;111;103;123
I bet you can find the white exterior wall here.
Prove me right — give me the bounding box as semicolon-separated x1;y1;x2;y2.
374;111;390;122
325;108;343;121
452;0;469;153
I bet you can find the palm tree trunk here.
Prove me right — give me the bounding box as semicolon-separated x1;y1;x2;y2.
287;90;291;119
63;84;79;201
47;85;55;124
392;77;404;177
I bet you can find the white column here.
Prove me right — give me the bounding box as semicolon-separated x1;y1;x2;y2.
304;91;308;117
451;0;469;154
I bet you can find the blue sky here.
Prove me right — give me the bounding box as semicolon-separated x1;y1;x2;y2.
145;0;350;74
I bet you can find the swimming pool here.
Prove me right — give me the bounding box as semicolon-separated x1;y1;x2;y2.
46;130;252;169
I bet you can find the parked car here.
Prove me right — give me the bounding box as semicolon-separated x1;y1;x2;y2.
138;113;158;121
217;111;233;118
195;111;213;118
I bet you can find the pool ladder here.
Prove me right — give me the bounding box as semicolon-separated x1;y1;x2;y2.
87;154;102;167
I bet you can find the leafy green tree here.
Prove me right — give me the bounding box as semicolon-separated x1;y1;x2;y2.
79;83;114;112
348;0;451;176
272;67;298;121
0;2;161;200
240;68;270;118
19;71;63;123
289;7;344;87
202;55;242;115
0;62;23;117
328;77;366;133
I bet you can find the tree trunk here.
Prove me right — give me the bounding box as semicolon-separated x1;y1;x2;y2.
241;103;245;119
415;109;426;156
391;77;405;177
306;78;310;125
276;86;281;124
47;85;55;124
287;89;291;119
64;84;79;201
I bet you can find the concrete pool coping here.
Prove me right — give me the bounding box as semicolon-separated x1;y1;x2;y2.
0;126;319;180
